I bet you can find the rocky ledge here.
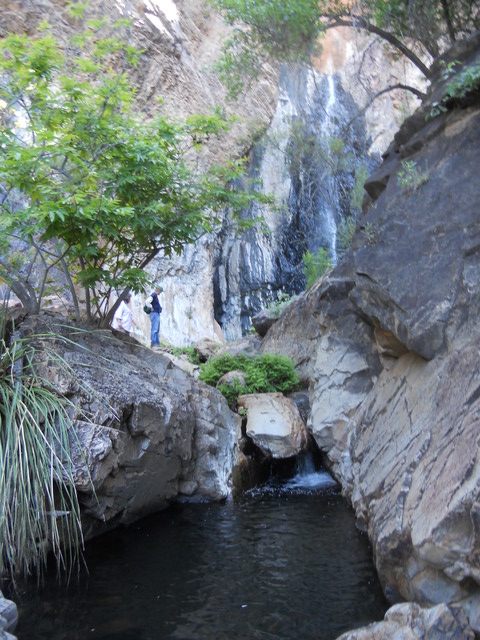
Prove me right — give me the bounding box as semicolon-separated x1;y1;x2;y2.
16;312;240;539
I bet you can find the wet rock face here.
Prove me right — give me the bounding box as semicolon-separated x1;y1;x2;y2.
24;314;240;537
261;32;480;629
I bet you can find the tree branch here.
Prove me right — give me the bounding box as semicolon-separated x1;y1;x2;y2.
324;14;432;78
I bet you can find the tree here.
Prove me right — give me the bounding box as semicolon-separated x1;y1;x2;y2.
0;14;267;324
209;0;479;98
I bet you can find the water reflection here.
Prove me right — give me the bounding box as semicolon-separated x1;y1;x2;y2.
14;469;387;640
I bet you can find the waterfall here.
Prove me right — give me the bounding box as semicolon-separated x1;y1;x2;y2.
214;63;375;339
320;74;339;263
285;451;338;491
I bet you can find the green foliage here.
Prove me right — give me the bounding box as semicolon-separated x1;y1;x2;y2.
351;164;369;212
0;314;90;581
199;352;299;405
362;222;377;244
368;0;479;58
337;215;357;259
210;0;478;97
302;248;332;289
267;292;295;319
430;61;480;118
398;160;429;191
209;0;322;99
0;20;270;322
171;345;202;365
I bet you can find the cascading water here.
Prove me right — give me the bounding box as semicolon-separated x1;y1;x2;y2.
313;73;339;263
285;450;339;491
214;63;378;339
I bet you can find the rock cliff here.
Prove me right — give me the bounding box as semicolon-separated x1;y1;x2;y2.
262;31;480;634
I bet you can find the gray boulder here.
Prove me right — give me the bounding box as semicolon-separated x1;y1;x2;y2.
251;308;278;337
238;393;308;459
193;337;223;362
22;314;240;537
0;592;17;637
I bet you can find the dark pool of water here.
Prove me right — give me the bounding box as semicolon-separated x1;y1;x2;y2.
13;470;387;640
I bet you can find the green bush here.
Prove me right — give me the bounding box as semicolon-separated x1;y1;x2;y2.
337;216;357;259
199;353;299;405
172;346;202;365
302;247;332;289
266;292;295;319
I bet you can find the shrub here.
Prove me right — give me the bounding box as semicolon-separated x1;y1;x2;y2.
266;292;295;319
337;216;357;259
302;247;332;289
398;160;429;191
172;346;201;365
199;353;299;405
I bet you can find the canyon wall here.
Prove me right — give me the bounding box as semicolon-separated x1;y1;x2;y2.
261;32;480;635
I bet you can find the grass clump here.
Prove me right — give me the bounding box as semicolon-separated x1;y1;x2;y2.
171;346;202;365
199;353;299;406
0;312;92;584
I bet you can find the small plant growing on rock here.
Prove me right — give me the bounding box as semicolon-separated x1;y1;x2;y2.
398;160;429;191
267;292;295;319
302;247;332;289
429;61;480;118
337;215;357;259
171;345;201;365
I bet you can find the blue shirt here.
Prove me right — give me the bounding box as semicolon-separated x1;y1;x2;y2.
150;292;162;313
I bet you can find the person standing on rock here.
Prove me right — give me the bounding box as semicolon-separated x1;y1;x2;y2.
112;293;134;335
146;284;163;348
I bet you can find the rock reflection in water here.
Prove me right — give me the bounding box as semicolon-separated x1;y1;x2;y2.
14;472;387;640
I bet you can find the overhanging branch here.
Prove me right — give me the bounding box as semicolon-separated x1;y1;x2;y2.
324;14;432;79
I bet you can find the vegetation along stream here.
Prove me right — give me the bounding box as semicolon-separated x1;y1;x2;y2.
13;461;388;640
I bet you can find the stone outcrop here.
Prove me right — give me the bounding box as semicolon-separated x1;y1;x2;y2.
22;313;240;537
237;393;309;459
251;309;279;337
261;31;480;636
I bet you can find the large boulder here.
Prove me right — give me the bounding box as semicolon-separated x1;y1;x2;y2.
194;337;223;362
0;592;17;638
22;313;240;537
237;393;309;459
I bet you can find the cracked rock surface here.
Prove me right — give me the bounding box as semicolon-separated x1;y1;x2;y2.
261;33;480;635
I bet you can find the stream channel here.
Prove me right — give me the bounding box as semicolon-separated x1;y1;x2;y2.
13;460;388;640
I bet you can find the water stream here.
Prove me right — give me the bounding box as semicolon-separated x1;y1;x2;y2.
13;467;388;640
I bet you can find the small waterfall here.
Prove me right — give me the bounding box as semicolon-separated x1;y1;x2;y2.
285;450;338;491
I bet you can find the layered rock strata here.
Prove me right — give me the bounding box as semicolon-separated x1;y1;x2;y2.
21;313;240;536
261;32;480;635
